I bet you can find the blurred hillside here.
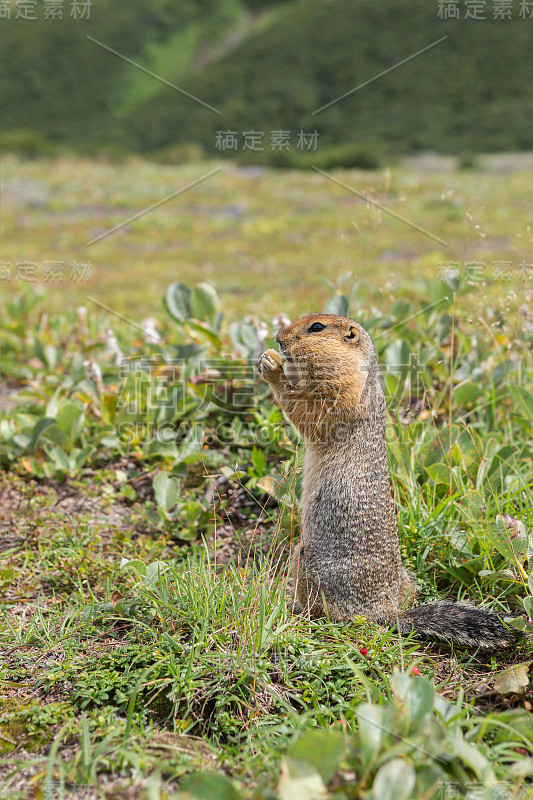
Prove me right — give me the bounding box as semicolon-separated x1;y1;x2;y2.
1;0;533;165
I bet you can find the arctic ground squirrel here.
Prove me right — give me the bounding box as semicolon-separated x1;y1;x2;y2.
258;313;520;648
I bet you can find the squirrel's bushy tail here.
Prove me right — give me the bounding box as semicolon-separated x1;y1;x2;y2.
396;602;520;648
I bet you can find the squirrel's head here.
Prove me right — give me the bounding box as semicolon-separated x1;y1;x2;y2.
275;313;381;420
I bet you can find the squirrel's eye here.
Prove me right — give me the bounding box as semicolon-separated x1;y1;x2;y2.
308;322;326;332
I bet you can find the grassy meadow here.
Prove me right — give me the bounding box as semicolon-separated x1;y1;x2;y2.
1;153;533;799
2;152;533;316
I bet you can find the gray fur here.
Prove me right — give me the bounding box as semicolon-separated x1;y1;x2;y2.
258;313;520;649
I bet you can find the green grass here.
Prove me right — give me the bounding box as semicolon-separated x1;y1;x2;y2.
115;0;247;119
1;156;533;798
1;152;532;318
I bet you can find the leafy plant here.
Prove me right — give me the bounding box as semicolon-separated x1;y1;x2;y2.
1;269;532;798
150;470;214;540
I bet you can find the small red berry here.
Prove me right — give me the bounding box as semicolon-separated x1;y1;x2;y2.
359;647;368;656
517;747;528;756
411;666;420;676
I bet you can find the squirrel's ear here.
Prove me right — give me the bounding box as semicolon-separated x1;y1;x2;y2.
344;324;360;344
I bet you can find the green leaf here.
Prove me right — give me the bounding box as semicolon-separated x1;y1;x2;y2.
432;692;455;722
372;759;416;800
190;282;219;324
179;439;204;463
120;559;147;578
448;736;494;783
46;446;70;472
487;445;516;479
415;764;448;798
42;344;58;371
391;672;434;722
425;463;452;486
509;385;533;421
40;424;68;449
485;516;528;563
478;569;517;582
153;470;180;512
100;434;120;448
145;560;171;584
392;299;411;318
383;339;411;372
13;432;32;448
185;319;222;350
28;417;58;451
289;729;345;783
357;702;385;767
251;446;268;477
454;382;483;407
44;388;62;419
277;757;326;800
56;402;84;431
101;393;118;425
524;596;533;618
164;281;191;323
179;772;242;800
493;661;532;695
324;292;349;317
528;528;533;564
229;321;259;357
507;616;530;631
256;476;279;497
175;343;205;361
55;401;85;446
179;500;208;519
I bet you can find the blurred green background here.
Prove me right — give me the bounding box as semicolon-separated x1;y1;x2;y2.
2;0;533;165
1;0;532;318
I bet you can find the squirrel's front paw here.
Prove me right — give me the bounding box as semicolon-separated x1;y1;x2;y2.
258;348;286;380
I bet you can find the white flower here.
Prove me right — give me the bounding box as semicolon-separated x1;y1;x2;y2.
272;313;291;330
84;357;104;394
142;317;161;344
105;328;124;366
